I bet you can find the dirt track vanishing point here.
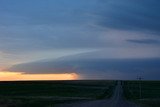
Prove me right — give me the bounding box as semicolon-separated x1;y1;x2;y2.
56;81;139;107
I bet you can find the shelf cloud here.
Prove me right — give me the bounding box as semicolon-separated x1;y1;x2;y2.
0;0;160;80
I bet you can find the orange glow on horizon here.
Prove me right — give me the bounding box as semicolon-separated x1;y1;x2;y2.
0;71;78;81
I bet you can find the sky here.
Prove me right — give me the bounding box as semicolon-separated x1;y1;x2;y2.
0;0;160;80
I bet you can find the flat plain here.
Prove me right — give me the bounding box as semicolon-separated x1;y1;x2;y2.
0;80;159;107
0;80;115;107
123;81;160;107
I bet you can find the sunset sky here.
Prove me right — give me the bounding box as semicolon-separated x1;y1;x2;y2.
0;0;160;81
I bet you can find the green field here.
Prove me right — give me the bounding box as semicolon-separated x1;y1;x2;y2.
123;81;160;107
1;80;159;107
0;80;116;107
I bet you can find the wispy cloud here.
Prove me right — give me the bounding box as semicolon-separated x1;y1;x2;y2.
127;39;160;44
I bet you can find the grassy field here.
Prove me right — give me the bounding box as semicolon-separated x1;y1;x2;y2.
0;80;116;107
123;81;160;107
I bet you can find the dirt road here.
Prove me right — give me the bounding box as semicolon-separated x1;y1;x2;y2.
56;81;139;107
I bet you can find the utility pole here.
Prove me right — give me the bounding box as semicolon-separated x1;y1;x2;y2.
137;76;143;99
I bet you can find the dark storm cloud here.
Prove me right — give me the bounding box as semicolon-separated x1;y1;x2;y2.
0;0;160;53
95;0;160;33
8;56;160;80
127;39;160;44
0;0;110;54
0;0;160;80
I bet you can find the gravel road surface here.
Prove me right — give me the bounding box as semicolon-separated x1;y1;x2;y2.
56;81;139;107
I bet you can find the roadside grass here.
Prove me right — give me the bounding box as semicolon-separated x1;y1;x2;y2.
0;97;88;107
123;81;160;107
0;80;116;107
135;99;160;107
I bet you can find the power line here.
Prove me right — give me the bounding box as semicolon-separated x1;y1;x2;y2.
137;76;143;99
